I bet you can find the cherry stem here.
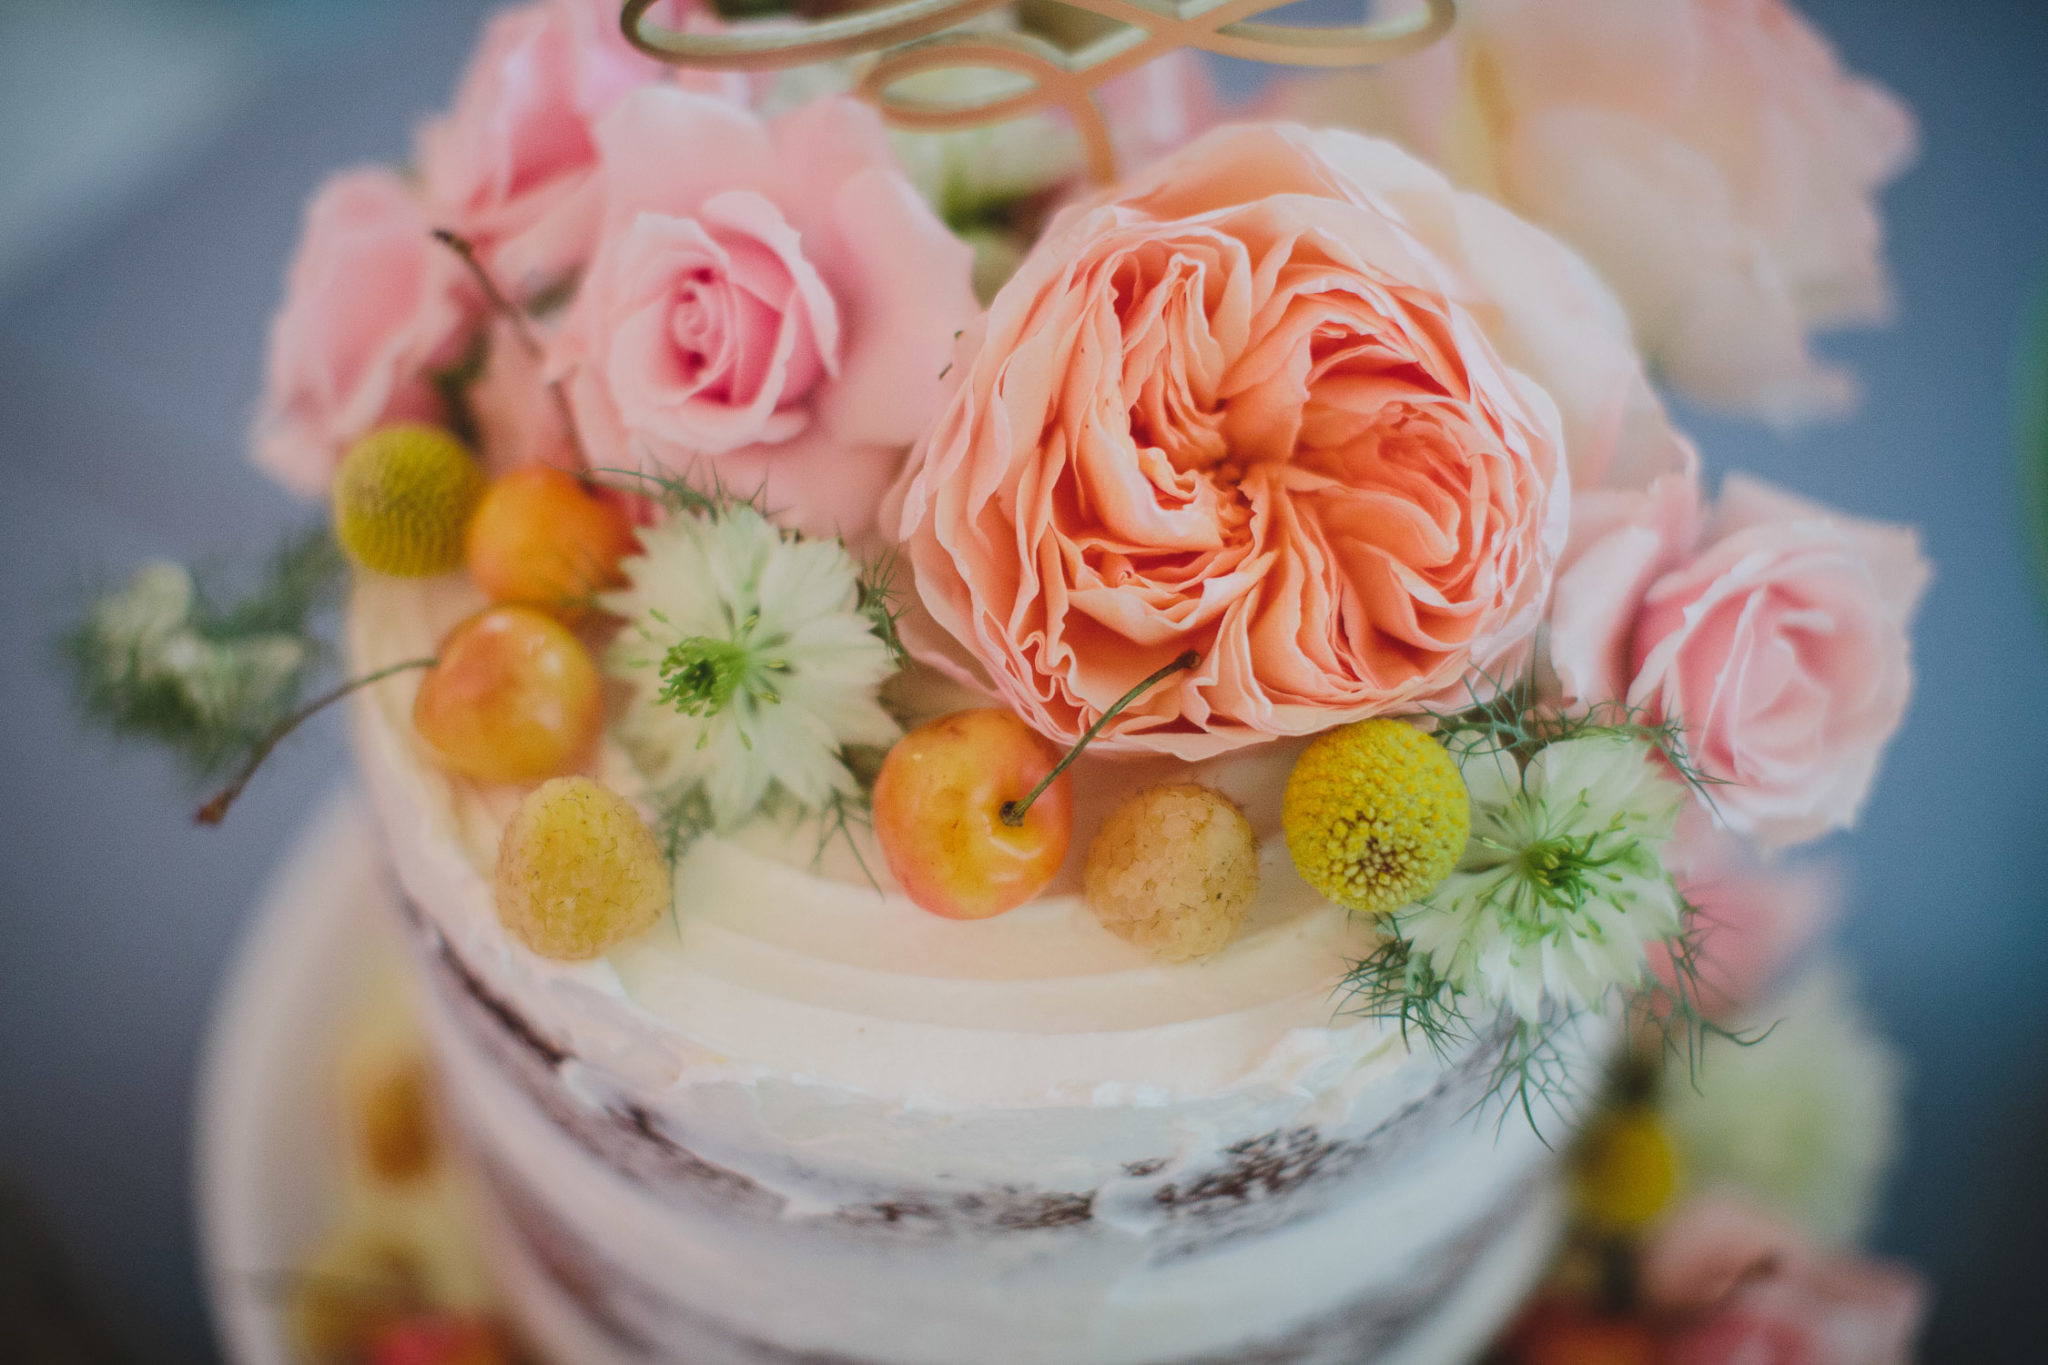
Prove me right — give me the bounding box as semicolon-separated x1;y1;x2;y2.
999;650;1200;829
195;658;435;826
431;228;586;467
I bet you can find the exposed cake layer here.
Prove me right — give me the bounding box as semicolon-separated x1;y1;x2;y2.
407;890;1581;1363
466;1086;1567;1365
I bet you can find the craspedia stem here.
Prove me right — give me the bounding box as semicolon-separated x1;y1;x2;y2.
999;651;1200;829
431;227;586;467
432;229;536;355
194;658;435;826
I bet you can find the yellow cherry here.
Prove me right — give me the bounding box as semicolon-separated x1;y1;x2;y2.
412;605;601;783
872;708;1072;919
466;464;638;621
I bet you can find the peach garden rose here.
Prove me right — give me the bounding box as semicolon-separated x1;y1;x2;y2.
895;124;1693;759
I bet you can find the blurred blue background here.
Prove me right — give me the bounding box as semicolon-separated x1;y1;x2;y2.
0;0;2043;1359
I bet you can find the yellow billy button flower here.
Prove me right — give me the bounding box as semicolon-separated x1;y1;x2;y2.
1282;719;1470;915
1574;1106;1683;1233
333;423;484;576
494;777;670;961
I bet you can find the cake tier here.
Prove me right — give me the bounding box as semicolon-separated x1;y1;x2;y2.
348;577;1597;1363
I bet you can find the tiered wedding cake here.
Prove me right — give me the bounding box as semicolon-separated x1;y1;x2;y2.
68;0;1928;1359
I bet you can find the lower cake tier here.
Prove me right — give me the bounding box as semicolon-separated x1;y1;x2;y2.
479;1146;1563;1365
403;899;1587;1364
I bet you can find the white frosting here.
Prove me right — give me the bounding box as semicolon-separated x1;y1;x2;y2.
347;575;1595;1361
420;953;1579;1365
347;575;1412;1118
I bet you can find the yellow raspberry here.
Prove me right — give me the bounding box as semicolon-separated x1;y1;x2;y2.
348;1051;436;1184
333;423;483;576
1085;784;1259;962
1574;1106;1682;1232
1282;719;1469;915
494;777;671;961
288;1225;420;1361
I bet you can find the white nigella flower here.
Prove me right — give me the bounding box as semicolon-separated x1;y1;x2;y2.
1662;964;1904;1246
605;505;900;829
1403;733;1688;1023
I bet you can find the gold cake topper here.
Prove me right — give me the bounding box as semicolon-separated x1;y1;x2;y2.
621;0;1457;184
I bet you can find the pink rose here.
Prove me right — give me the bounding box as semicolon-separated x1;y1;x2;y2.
894;125;1705;758
416;2;609;298
1281;0;1915;424
417;0;723;300
552;0;716;117
1628;475;1928;845
253;167;477;497
1646;1196;1927;1365
1650;813;1841;1020
469;320;577;476
1547;444;1702;708
549;88;976;540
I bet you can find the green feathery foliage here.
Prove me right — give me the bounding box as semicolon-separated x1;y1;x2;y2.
1425;669;1720;807
60;528;344;778
1486;1011;1586;1143
1339;936;1585;1142
648;778;717;867
857;547;911;670
814;788;885;895
1336;936;1471;1062
588;463;767;524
